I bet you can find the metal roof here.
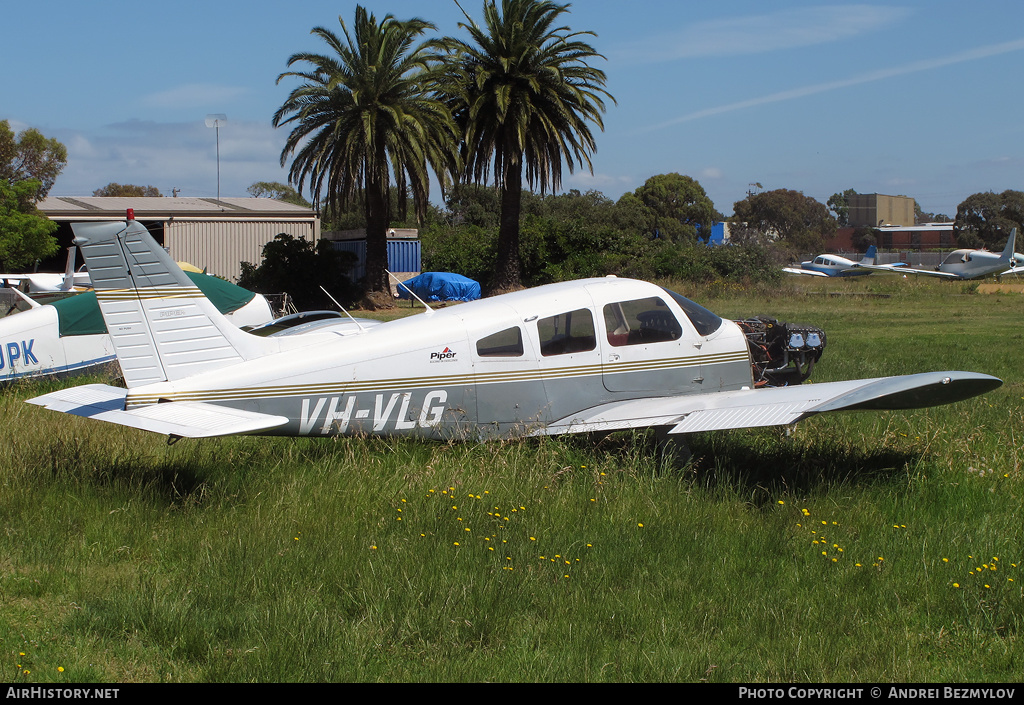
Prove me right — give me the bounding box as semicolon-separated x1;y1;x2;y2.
38;196;316;220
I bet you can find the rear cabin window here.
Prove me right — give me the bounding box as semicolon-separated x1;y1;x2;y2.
476;326;524;357
603;297;682;347
537;308;596;356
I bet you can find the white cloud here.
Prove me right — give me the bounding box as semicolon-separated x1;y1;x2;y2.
645;37;1024;131
52;119;289;198
613;5;912;63
141;83;249;109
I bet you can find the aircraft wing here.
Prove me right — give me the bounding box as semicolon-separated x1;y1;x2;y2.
857;263;959;279
536;371;1001;436
782;267;828;277
27;384;289;438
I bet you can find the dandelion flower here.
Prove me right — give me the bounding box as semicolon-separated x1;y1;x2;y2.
638;523;644;528
778;500;785;505
953;583;960;588
58;667;64;673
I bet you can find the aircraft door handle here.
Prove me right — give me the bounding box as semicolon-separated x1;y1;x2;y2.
609;354;620;361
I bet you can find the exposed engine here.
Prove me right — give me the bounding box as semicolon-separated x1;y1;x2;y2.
735;316;827;387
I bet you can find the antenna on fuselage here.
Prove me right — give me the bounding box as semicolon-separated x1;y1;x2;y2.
319;286;368;333
386;270;435;315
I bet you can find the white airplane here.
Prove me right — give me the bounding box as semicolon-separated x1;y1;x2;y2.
0;247;92;304
783;246;879;278
0;268;274;383
861;229;1023;280
27;218;1002;444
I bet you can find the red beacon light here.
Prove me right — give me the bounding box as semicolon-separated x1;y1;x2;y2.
126;208;135;220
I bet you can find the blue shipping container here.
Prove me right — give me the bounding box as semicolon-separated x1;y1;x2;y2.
329;239;421;282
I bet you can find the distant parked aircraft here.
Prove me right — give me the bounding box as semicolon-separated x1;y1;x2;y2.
862;229;1022;280
783;246;879;277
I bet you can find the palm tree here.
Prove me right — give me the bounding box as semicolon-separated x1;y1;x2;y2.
273;7;457;294
441;0;613;292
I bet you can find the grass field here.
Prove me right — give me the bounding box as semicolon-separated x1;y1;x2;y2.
1;275;1021;682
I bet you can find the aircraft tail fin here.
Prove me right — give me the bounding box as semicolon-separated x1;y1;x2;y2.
859;245;877;266
1000;228;1017;261
71;218;273;388
60;247;77;291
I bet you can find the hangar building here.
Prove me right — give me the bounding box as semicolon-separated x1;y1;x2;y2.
38;196;320;282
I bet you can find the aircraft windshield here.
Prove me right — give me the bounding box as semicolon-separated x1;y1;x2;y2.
660;288;723;337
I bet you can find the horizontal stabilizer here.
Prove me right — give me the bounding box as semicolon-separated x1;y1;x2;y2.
538;371;1001;436
28;384;288;438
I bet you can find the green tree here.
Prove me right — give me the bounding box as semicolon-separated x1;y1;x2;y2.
238;233;357;310
827;188;857;226
633;173;719;242
0;179;59;270
954;190;1024;250
273;7;457;294
440;0;614;292
0;121;65;270
93;183;162;197
732;189;836;253
0;120;67;201
247;181;311;207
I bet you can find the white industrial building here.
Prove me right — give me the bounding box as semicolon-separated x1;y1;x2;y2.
38;196;320;282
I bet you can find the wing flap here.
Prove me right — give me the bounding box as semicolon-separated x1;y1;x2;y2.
538;371;1001;436
28;384;288;438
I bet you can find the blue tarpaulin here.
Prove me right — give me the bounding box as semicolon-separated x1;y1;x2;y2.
397;272;481;302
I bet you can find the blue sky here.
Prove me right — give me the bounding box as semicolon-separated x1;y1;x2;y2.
4;1;1023;218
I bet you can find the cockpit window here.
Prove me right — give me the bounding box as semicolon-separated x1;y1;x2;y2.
537;308;596;356
660;288;723;337
477;326;524;357
603;297;682;347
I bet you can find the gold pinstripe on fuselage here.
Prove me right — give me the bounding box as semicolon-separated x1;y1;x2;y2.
124;350;750;408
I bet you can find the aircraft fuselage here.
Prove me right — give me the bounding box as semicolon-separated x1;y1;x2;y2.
124;278;755;439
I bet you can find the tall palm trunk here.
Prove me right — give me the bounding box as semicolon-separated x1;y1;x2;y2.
492;159;523;293
364;173;391;294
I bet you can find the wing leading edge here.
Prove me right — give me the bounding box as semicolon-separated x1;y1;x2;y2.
536;371;1002;436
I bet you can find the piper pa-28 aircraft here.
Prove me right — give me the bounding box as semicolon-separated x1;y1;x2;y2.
862;229;1023;280
28;218;1002;444
782;246;879;278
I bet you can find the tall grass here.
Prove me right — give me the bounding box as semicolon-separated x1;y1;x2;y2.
1;278;1020;682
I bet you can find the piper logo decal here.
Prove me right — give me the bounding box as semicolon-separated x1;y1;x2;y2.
299;390;449;435
430;347;457;362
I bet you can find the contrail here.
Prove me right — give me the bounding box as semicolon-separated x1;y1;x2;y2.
643;37;1024;132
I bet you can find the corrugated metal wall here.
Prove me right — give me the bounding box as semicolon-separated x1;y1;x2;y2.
329;239;421;283
165;220;318;281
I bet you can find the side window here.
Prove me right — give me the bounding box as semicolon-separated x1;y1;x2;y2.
661;287;723;337
476;327;524;357
537;308;596;356
603;297;682;347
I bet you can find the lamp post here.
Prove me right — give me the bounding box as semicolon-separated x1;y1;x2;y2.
205;114;227;199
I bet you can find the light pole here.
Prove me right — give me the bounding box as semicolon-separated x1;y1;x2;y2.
205;114;227;199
